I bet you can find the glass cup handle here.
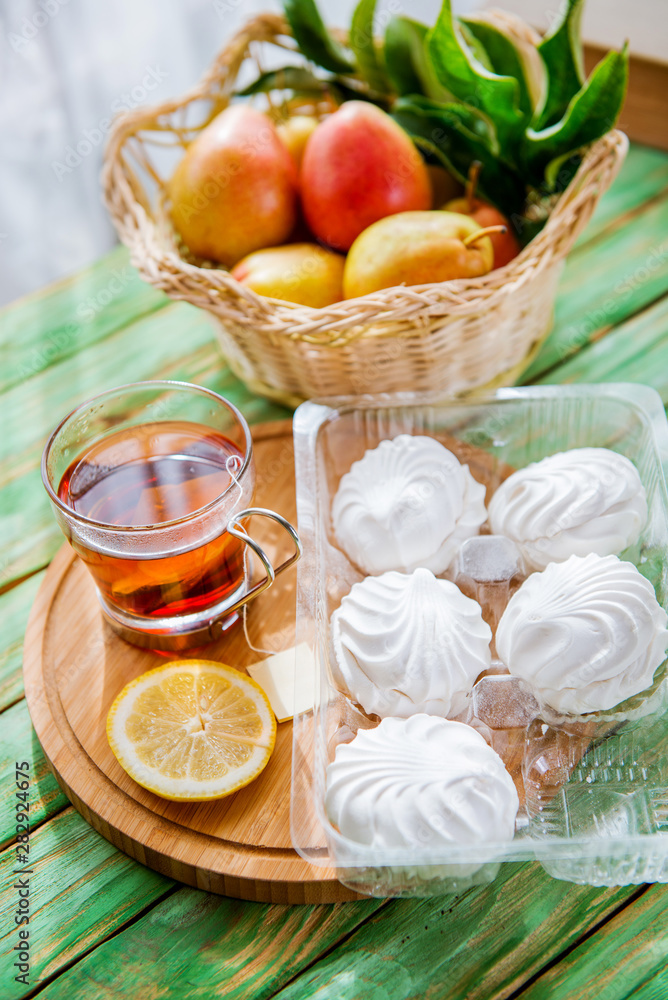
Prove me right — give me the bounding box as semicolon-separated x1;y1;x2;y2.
221;507;303;619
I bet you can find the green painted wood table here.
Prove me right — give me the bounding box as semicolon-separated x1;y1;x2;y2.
1;142;668;1000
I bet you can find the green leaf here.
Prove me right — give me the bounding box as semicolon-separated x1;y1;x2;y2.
283;0;355;74
427;0;527;151
384;17;424;96
523;44;629;186
543;149;583;192
392;96;526;216
349;0;390;94
383;17;451;101
236;66;332;97
235;67;383;107
535;0;585;129
456;20;493;72
460;16;534;118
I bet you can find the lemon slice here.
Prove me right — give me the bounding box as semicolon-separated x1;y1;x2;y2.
107;660;276;801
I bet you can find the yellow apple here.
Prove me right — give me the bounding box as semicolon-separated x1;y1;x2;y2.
343;211;495;298
276;115;319;171
232;243;345;308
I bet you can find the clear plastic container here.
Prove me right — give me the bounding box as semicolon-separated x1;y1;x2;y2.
291;385;668;897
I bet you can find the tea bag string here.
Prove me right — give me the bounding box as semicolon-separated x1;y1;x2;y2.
226;455;282;657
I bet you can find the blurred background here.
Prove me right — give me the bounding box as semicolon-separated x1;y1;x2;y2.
0;0;663;307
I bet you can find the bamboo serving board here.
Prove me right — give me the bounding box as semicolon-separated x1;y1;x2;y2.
23;419;361;904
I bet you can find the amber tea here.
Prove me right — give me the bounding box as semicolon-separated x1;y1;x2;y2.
58;421;247;619
43;381;300;650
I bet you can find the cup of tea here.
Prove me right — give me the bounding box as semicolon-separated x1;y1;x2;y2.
41;380;301;650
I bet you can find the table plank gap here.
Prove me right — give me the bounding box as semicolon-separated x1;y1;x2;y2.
0;802;70;856
527;293;668;390
537;295;668;401
572;145;668;248
0;699;70;843
569;186;668;259
521;194;668;382
263;898;395;999
513;881;668;1000
0;807;176;999
264;864;645;1000
0;246;169;394
0;566;49;600
23;884;181;1000
14;883;386;1000
0;573;47;711
504;883;651;1000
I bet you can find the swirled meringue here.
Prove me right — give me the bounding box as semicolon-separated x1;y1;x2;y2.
325;715;519;852
496;553;668;715
331;568;491;718
331;434;487;575
488;447;647;571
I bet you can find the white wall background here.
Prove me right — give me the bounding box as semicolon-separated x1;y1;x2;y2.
0;0;658;308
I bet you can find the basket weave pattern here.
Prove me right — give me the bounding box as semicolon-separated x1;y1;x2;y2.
103;12;628;404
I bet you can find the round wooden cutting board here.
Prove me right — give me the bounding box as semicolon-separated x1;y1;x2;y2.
23;419;360;904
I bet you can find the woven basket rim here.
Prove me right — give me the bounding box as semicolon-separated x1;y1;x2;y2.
102;11;629;340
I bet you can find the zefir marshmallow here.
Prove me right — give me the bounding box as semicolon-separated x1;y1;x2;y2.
332;434;486;576
488;447;647;572
496;553;668;715
330;568;491;718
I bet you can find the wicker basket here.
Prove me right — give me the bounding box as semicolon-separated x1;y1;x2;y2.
103;11;628;406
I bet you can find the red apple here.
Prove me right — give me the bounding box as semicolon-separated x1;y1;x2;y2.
169;105;298;267
300;102;432;252
444;162;521;268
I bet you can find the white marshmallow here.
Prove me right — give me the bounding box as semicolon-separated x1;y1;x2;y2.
332;434;486;575
488;447;647;571
496;553;668;714
331;568;491;718
325;715;519;852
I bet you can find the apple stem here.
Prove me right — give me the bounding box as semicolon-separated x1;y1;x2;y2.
463;225;507;248
466;161;482;212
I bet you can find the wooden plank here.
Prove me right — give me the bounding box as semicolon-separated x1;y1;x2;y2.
25;886;384;1000
575;145;668;246
539;296;668;401
1;188;664;501
0;573;44;709
37;862;642;1000
0;303;219;474
0;152;663;429
0;142;660;396
267;865;644;1000
0;700;68;848
0;320;286;590
0;470;63;593
0;808;174;1000
0;246;167;393
0;306;286;477
624;965;668;1000
522;193;668;382
10;290;668;593
518;882;668;999
0;144;664;998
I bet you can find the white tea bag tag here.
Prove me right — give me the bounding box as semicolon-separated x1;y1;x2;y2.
247;642;315;723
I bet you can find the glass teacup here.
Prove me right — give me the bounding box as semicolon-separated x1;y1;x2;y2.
41;380;301;650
